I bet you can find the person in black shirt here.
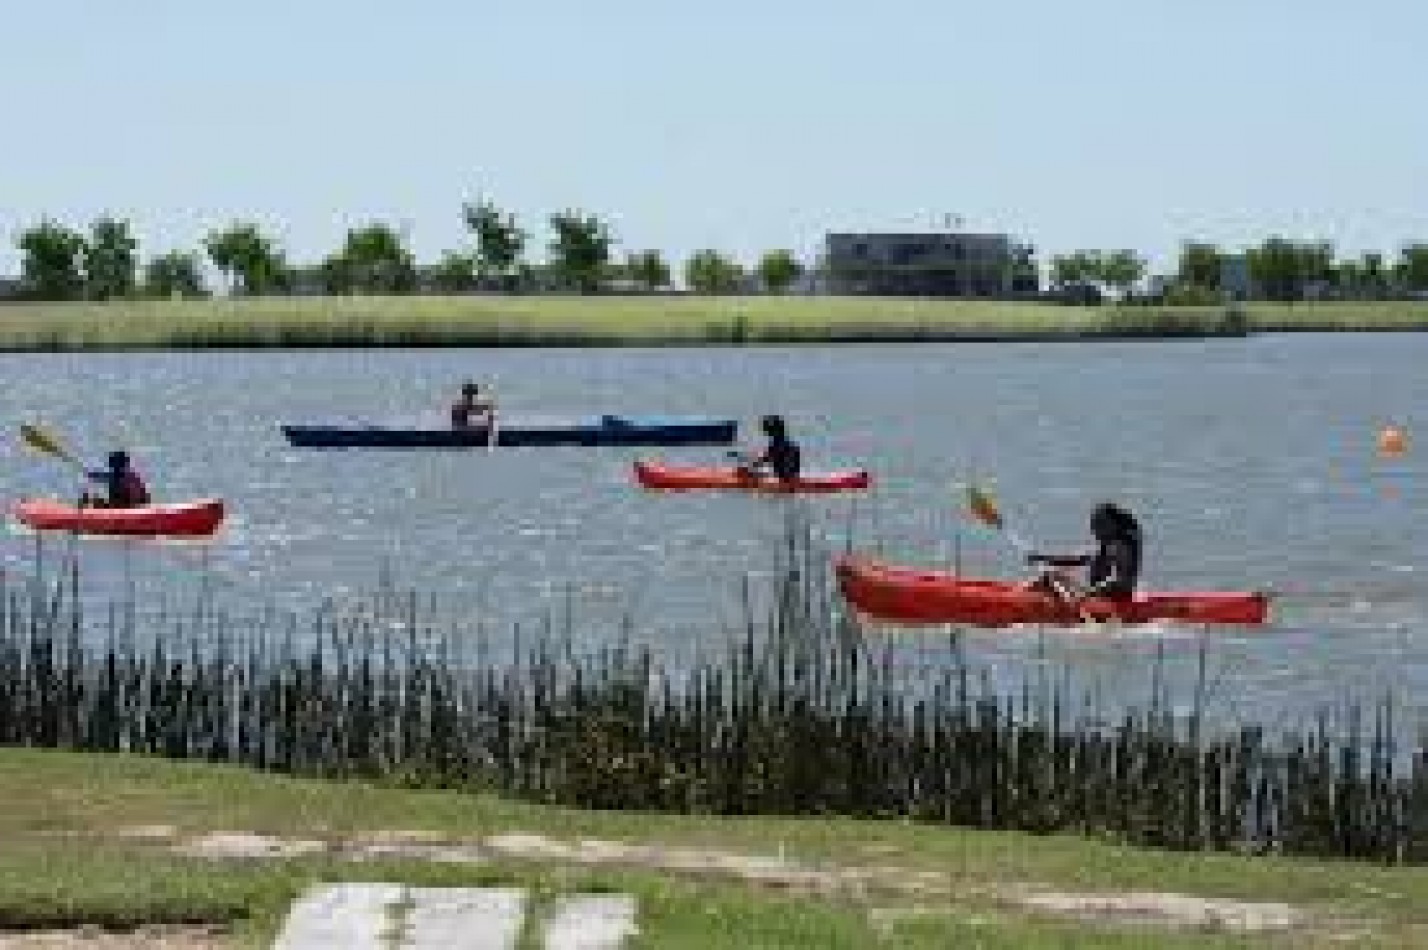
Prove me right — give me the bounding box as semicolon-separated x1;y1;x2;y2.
83;451;151;508
740;414;802;483
450;381;494;430
1026;502;1141;600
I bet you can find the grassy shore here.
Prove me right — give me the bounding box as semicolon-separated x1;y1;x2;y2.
8;294;1425;351
1;749;1426;947
2;534;1424;945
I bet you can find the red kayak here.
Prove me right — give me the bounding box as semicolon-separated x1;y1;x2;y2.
11;498;226;538
634;460;871;494
836;556;1270;627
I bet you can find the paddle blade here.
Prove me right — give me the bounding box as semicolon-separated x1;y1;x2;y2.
966;483;1004;529
19;423;79;465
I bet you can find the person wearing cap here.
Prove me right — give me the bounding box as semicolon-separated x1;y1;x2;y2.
450;381;495;430
83;451;151;508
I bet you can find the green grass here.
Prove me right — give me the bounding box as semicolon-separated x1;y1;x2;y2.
1;750;1425;947
0;295;1424;351
0;840;1281;949
0;294;1316;350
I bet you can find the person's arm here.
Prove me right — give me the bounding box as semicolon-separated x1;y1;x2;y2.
130;474;151;506
742;446;771;471
1026;552;1091;568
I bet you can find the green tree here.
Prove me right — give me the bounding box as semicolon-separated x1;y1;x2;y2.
462;199;526;288
1245;239;1295;301
1401;244;1428;292
83;216;139;300
755;249;803;293
322;223;416;294
1332;260;1363;297
548;210;613;292
684;249;743;294
203;222;288;295
429;251;478;292
1245;238;1333;302
625;250;671;291
1176;242;1223;291
17;220;88;301
1099;249;1146;298
1049;251;1092;290
143;251;207;299
1009;243;1040;293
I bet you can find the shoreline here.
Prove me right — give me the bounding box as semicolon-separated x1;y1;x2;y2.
1;295;1427;351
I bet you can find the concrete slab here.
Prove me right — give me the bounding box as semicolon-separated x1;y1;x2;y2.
271;883;403;950
401;887;527;950
542;894;639;950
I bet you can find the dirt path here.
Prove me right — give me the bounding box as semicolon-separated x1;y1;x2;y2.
160;827;1316;935
0;927;230;949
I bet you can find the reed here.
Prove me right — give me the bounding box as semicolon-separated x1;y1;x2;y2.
0;530;1422;865
0;296;1275;351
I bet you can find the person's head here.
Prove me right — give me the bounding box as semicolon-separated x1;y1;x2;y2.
107;450;131;472
460;381;480;399
760;414;787;440
1090;502;1138;541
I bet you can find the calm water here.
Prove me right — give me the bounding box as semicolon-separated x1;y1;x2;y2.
2;335;1424;724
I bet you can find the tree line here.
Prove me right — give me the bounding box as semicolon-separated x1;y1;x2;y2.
12;203;1428;304
1051;241;1428;303
8;200;806;301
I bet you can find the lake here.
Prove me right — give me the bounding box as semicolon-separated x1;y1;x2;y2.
2;334;1423;725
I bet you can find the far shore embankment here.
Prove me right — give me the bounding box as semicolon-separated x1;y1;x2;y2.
3;295;1428;351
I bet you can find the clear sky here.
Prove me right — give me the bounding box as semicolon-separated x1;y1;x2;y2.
2;0;1425;275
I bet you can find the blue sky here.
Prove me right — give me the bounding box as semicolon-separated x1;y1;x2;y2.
2;0;1425;275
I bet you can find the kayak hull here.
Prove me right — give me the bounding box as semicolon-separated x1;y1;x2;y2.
835;556;1270;627
283;415;737;448
12;499;226;538
634;460;871;494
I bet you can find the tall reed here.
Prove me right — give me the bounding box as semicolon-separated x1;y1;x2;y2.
0;528;1422;864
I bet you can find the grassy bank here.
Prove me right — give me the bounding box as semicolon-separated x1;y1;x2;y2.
2;536;1423;867
3;749;1428;947
0;295;1274;350
1;295;1426;351
1;534;1426;945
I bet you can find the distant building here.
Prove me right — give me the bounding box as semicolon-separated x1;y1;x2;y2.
0;276;24;302
822;231;1037;297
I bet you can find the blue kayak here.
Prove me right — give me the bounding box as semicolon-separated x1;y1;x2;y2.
282;414;738;448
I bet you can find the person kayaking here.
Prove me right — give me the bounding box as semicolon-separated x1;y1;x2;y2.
1025;502;1142;601
82;450;151;509
450;381;495;430
737;414;802;483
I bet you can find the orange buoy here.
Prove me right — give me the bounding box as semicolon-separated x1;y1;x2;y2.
1378;425;1408;459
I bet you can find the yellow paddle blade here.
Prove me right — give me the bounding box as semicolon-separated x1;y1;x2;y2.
19;423;78;465
966;483;1004;529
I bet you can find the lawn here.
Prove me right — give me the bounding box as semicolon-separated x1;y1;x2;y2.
0;749;1423;947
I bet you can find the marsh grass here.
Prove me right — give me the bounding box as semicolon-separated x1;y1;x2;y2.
0;526;1423;865
0;295;1323;351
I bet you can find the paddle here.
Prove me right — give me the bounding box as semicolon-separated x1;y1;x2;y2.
485;387;498;452
725;449;767;481
963;481;1100;624
19;423;85;474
